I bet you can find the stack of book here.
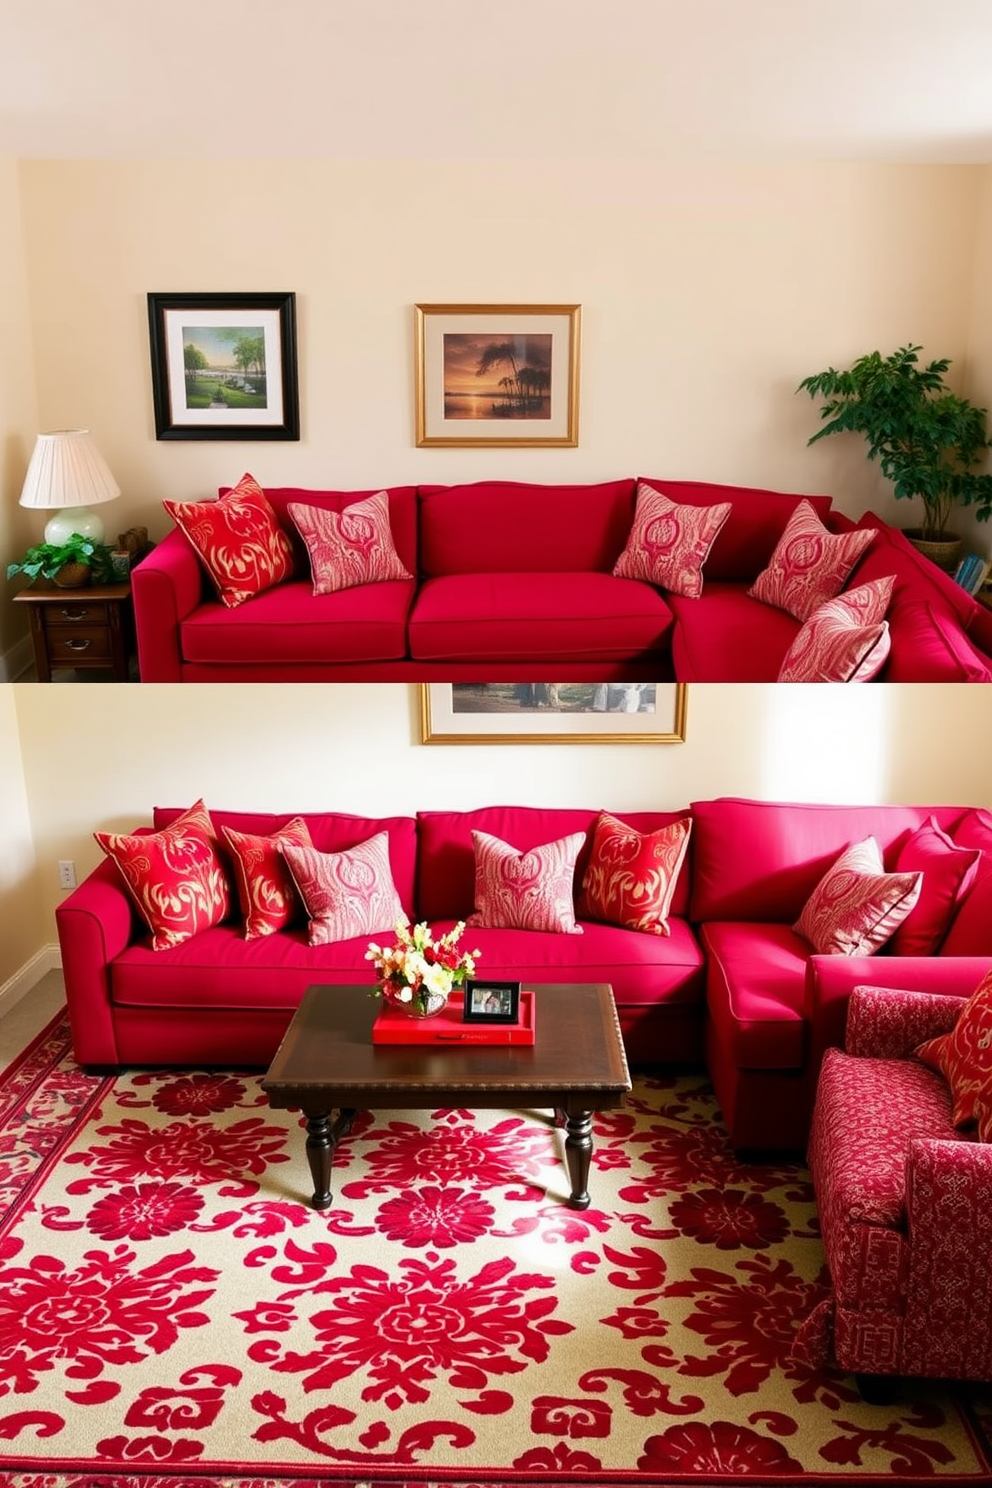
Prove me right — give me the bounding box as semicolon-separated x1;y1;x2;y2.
952;551;992;596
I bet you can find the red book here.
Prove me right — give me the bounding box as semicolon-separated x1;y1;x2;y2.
372;989;536;1046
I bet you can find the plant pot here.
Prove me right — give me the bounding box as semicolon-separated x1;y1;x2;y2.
902;530;963;572
52;563;92;588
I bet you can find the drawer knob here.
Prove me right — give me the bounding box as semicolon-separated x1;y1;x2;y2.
60;608;88;621
65;638;91;652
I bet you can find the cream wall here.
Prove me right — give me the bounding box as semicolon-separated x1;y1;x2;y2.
961;162;992;561
0;157;39;665
0;684;44;984
10;160;979;580
12;681;992;936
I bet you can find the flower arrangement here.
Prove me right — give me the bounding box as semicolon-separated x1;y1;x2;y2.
366;920;480;1016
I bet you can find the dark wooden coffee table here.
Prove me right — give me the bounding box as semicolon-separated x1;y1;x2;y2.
262;982;631;1212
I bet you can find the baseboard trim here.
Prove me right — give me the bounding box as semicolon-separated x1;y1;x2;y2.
0;943;62;1016
0;634;32;681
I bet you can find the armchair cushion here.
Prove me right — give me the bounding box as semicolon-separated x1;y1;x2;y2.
612;482;731;597
915;966;992;1128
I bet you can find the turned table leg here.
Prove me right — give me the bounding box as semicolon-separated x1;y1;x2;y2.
563;1109;593;1210
303;1107;356;1210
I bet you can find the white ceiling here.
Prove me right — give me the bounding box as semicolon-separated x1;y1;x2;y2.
2;0;992;164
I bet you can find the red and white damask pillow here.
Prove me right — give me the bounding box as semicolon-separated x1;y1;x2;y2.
281;831;405;946
164;472;294;609
777;577;894;682
95;799;231;950
916;966;992;1134
748;500;875;621
613;482;732;598
468;830;585;935
222;817;313;939
288;490;412;595
793;836;922;955
580;813;692;935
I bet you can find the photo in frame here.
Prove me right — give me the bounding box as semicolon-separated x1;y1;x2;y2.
415;303;580;447
463;980;522;1024
420;683;687;745
147;292;300;440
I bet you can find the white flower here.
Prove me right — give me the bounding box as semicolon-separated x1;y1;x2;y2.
396;985;413;1002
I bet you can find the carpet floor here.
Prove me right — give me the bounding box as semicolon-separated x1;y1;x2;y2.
1;1010;990;1487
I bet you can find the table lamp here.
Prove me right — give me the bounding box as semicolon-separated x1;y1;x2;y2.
19;429;121;544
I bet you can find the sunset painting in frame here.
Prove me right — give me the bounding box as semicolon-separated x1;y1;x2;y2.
415;304;580;447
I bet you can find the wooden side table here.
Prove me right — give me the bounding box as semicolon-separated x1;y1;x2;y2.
14;580;134;681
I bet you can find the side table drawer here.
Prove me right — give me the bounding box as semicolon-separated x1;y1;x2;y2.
45;624;113;666
40;600;111;629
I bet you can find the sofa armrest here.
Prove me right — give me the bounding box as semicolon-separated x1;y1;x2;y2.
804;954;990;1110
845;984;966;1059
132;529;206;682
55;858;139;1066
903;1136;992;1377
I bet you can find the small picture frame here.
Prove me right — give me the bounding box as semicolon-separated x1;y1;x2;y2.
463;980;522;1024
109;550;132;581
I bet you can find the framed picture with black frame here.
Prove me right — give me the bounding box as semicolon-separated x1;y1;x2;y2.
462;980;522;1024
147;291;300;440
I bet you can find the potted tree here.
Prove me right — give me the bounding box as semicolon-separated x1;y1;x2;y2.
6;533;116;589
798;344;992;570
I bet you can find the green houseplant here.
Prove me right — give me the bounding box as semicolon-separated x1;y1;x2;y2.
798;344;992;566
6;533;116;588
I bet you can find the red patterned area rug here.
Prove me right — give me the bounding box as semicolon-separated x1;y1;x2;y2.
1;1011;991;1488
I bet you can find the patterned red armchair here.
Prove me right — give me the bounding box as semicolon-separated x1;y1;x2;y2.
793;983;992;1389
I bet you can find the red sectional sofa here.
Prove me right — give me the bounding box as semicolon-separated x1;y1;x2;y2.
55;798;992;1155
131;478;992;682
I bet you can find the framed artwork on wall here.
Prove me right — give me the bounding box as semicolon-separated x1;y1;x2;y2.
414;303;580;447
420;683;687;744
147;291;300;440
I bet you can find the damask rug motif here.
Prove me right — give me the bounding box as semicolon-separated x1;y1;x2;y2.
0;1010;990;1488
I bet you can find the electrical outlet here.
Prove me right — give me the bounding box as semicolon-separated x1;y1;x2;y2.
58;860;77;890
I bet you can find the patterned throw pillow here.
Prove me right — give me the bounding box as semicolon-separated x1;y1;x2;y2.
163;472;294;609
281;831;405;946
95;799;230;951
222;818;313;940
886;816;981;958
793;836;922;956
468;830;586;935
777;577;894;682
288;490;412;595
612;482;732;598
916;967;992;1129
581;813;692;935
748;500;875;621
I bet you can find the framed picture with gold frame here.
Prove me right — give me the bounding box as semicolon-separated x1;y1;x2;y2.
420;683;687;745
414;303;580;447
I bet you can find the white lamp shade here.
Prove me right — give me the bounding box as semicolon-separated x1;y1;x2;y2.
19;429;121;546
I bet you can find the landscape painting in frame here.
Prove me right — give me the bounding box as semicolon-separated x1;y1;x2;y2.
147;292;300;439
420;683;687;744
415;304;580;446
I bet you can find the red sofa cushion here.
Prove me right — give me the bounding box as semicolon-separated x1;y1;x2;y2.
407;571;673;663
153;807;418;919
108;915;705;1021
689;797;971;924
178;577;414;664
416;805;693;924
883;599;992;682
637;479;834;582
668;584;801;682
246;485;419;577
942;809;992;956
701;920;811;1070
886;817;981;957
417;480;636;575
